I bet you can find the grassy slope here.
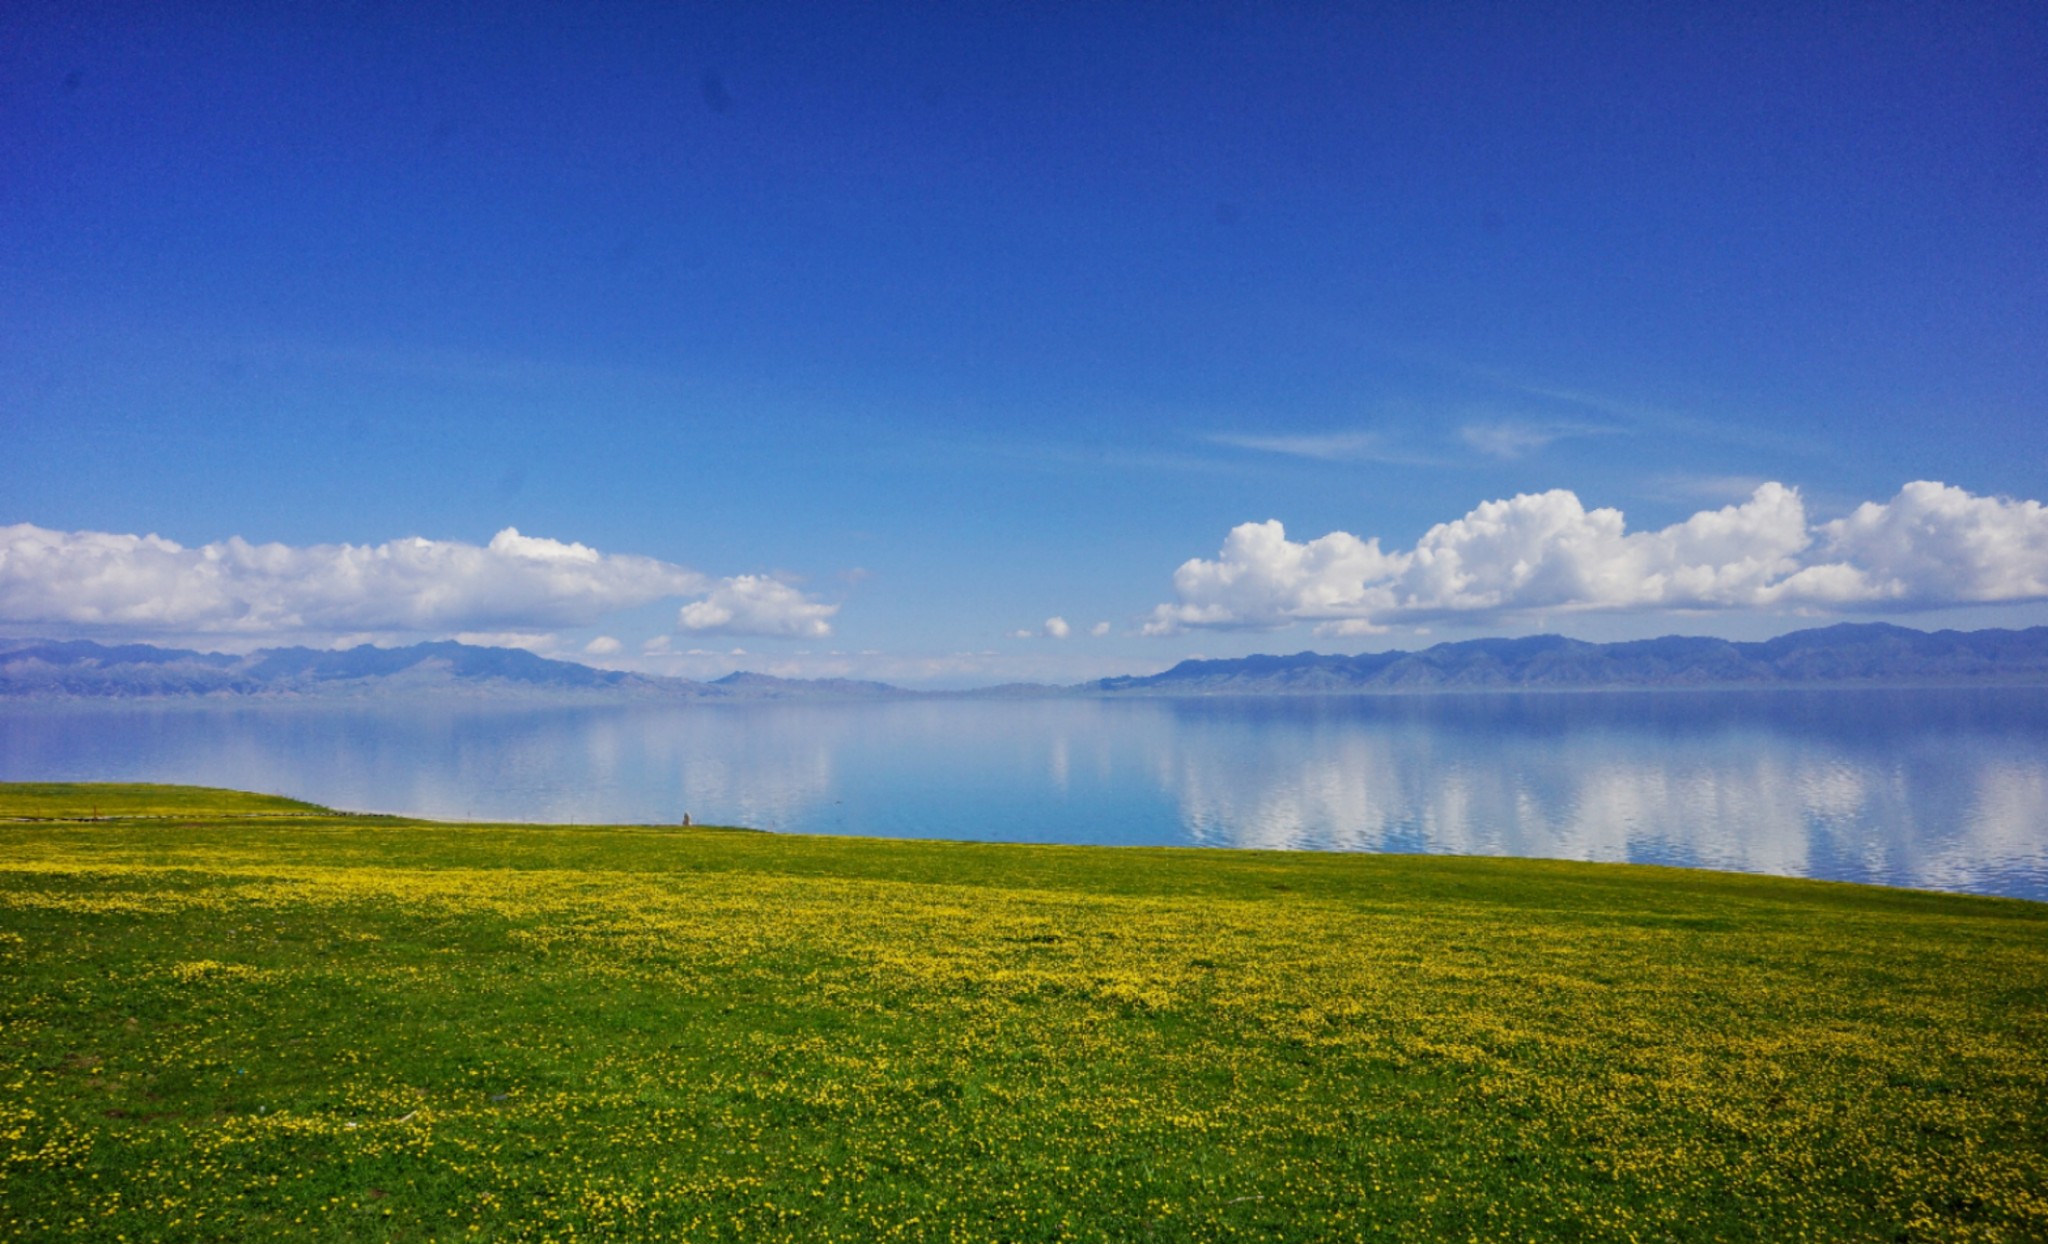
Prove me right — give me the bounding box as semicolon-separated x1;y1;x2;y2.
1;785;2044;1242
0;782;329;820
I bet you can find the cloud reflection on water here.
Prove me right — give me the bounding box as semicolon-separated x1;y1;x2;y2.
1157;693;2048;896
2;690;2045;899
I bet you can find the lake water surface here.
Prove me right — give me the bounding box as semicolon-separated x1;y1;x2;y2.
5;690;2046;900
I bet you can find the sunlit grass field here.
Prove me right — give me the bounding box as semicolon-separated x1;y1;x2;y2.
2;783;2045;1241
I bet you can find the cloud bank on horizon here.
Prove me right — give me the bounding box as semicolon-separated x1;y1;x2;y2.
5;478;2046;659
1146;481;2048;637
0;524;836;643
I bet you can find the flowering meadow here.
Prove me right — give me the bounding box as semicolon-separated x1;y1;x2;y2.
2;783;2045;1241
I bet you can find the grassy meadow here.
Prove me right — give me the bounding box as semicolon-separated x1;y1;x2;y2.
2;782;2045;1241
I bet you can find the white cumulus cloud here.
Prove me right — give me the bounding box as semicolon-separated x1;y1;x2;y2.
1145;481;2048;634
677;575;838;639
1767;481;2048;607
1011;617;1078;640
0;523;840;642
1143;519;1409;634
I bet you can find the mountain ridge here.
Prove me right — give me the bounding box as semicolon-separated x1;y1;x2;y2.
0;639;709;701
4;622;2048;700
1095;623;2048;694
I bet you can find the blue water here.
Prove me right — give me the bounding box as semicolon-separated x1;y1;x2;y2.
4;690;2046;900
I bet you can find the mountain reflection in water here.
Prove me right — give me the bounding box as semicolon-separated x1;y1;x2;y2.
4;689;2045;900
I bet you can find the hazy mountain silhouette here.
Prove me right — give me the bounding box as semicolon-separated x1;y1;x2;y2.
4;623;2047;700
0;639;701;700
1093;623;2048;694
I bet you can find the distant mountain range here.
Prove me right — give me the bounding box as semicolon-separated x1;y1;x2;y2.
3;622;2047;701
0;639;904;701
1094;623;2048;694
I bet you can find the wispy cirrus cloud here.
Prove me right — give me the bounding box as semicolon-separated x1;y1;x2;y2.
1458;418;1621;460
0;524;839;642
1475;373;1817;456
1201;430;1437;466
1144;481;2048;636
1371;345;1820;457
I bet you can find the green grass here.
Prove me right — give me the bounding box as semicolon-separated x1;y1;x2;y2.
0;782;330;820
2;783;2045;1241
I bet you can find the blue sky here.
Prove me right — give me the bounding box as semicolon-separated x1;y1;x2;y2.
4;2;2045;684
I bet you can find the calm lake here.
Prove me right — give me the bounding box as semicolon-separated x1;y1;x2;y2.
5;689;2046;901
